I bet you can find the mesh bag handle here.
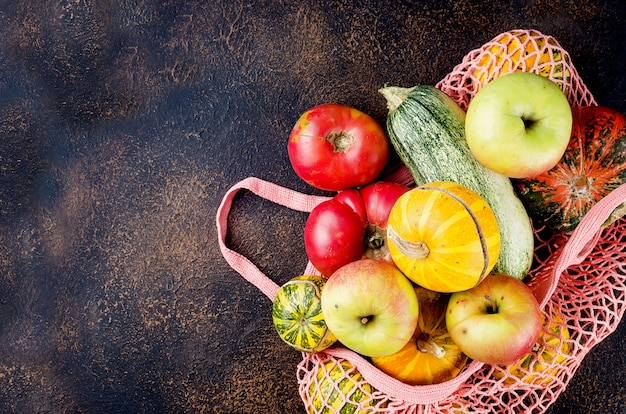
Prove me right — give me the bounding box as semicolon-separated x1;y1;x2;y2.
216;176;330;301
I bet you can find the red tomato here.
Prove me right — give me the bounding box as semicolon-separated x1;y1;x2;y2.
288;103;390;191
304;182;409;276
304;192;366;277
333;189;367;224
360;181;410;228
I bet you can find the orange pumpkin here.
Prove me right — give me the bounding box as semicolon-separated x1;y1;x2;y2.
371;286;468;385
386;181;501;293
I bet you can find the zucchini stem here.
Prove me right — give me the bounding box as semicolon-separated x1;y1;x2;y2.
379;86;416;112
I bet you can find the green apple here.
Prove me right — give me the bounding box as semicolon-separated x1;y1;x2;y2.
445;273;542;365
321;259;419;357
465;72;573;179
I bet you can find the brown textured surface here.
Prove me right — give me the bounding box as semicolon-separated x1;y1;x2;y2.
0;1;625;413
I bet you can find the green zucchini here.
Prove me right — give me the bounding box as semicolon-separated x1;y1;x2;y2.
380;85;534;280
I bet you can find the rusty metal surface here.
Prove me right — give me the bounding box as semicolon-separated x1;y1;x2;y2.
0;1;625;412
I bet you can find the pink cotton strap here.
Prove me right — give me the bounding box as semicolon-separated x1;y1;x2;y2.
322;347;484;405
215;176;331;300
536;183;626;307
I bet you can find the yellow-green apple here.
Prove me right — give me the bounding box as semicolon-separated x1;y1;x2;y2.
445;273;542;365
321;259;419;357
465;72;573;179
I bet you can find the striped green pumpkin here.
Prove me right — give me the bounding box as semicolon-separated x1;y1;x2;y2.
307;359;375;414
272;275;337;353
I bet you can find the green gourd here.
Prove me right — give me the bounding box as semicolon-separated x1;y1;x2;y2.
272;275;337;353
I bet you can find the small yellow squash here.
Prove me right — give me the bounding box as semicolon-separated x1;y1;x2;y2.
387;181;500;293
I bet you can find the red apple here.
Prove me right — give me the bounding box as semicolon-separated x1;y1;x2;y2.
445;273;542;365
321;259;419;357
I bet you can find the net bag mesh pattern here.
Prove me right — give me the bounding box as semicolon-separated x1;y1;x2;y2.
295;216;626;413
216;29;626;414
436;28;597;109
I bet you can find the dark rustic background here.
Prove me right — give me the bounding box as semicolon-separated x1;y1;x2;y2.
1;1;624;413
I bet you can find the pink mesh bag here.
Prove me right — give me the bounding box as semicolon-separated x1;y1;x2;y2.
437;28;597;109
216;29;626;413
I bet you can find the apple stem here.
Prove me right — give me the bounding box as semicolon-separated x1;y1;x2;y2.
361;316;371;325
387;227;430;259
522;117;537;130
485;295;498;314
417;333;446;359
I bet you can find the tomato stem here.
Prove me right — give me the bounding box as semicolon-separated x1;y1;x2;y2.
326;131;354;153
363;225;390;260
366;233;384;250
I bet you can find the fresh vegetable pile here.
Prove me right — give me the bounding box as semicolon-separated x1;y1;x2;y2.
216;29;626;414
268;30;626;413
